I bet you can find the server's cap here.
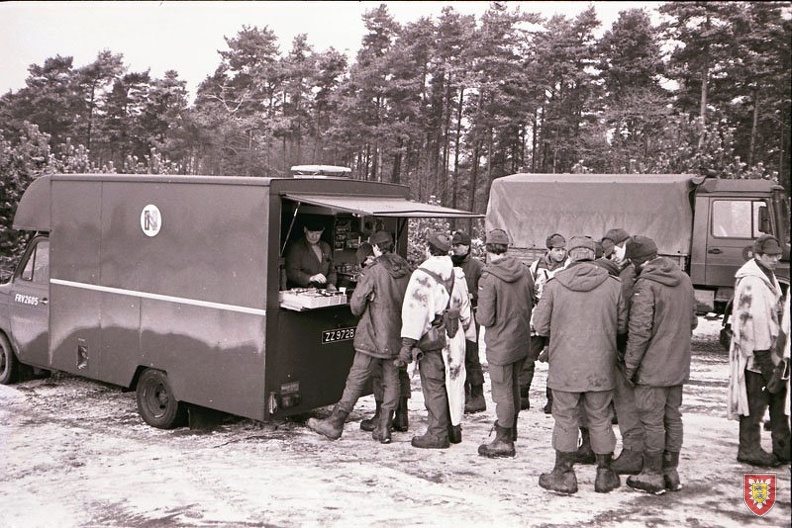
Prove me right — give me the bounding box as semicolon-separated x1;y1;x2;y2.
303;218;325;231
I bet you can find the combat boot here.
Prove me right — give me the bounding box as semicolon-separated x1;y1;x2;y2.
539;450;578;494
448;423;462;444
306;405;349;440
627;451;666;494
594;453;621;493
465;384;487;414
411;432;450;449
512;412;519;442
520;386;531;411
373;409;393;444
359;400;381;432
662;450;682;491
575;427;596;465
611;448;643;475
737;416;781;467
393;397;409;432
478;422;515;458
543;387;553;415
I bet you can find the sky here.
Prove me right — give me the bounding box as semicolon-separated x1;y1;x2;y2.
0;1;664;100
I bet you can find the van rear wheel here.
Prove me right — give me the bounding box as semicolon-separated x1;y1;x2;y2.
136;369;187;429
0;334;20;385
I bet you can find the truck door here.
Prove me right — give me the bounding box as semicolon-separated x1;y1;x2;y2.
10;238;50;368
706;199;767;287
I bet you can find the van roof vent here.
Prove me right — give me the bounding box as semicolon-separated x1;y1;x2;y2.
290;165;352;178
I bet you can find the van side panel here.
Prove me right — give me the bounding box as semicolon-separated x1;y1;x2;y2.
50;178;270;421
49;181;102;378
101;180;269;420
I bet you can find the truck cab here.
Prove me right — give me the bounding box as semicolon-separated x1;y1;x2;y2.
691;178;790;309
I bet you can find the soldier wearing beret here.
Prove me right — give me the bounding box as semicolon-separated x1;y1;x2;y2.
521;233;569;414
476;229;534;458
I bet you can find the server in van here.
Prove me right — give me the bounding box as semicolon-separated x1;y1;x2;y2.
286;216;337;291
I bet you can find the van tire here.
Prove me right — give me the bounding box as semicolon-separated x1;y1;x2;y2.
136;369;187;429
0;334;20;385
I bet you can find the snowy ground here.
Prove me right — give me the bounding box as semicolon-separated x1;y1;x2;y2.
1;316;790;528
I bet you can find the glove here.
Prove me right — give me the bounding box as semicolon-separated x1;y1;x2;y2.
394;337;418;367
616;334;627;357
397;345;413;366
767;359;789;394
753;350;775;386
621;364;636;387
537;347;549;363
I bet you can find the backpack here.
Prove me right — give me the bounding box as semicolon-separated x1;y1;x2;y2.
415;267;460;352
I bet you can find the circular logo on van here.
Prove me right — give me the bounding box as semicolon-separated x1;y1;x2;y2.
140;204;162;237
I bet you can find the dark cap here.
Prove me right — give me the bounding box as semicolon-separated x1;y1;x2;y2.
303;217;325;232
568;235;596;253
369;230;392;246
451;231;471;246
594;239;604;259
485;228;510;245
625;235;658;264
601;238;615;257
546;233;566;249
753;234;782;255
356;242;374;265
603;228;630;245
427;231;452;253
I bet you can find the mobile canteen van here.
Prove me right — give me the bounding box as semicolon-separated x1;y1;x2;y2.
0;171;479;428
485;173;790;312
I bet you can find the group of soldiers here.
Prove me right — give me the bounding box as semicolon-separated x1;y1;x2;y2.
306;226;790;496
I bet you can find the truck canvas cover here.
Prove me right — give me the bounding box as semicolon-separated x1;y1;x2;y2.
486;173;698;256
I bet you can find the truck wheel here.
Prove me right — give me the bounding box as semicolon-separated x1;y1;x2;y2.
0;334;20;385
135;369;187;429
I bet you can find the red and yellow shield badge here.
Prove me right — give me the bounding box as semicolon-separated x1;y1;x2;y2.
744;474;776;516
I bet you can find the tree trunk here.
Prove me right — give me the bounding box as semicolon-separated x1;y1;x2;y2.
748;86;759;166
698;51;710;153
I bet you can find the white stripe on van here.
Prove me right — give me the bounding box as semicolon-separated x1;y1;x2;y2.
50;279;267;317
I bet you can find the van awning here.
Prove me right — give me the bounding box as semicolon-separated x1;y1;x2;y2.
283;193;482;218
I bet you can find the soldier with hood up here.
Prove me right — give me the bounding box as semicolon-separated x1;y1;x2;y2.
306;230;410;444
622;235;698;494
398;232;476;449
476;228;534;458
533;236;627;495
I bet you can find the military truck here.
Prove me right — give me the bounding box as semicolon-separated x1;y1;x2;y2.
485;173;789;312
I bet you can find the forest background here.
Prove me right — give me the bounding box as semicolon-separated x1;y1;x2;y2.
0;1;790;265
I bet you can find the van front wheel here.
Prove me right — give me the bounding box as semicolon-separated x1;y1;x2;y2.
0;334;20;385
136;369;187;429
